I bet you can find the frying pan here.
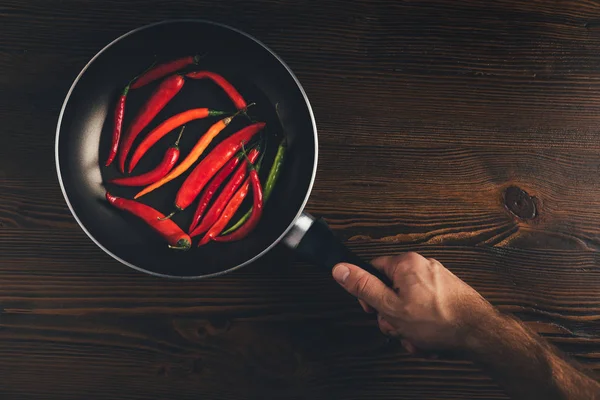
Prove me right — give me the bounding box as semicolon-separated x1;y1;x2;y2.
56;20;388;282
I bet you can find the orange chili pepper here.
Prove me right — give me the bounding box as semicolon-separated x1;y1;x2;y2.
134;115;233;199
128;107;226;172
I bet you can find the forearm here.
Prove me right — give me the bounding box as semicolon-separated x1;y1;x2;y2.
466;311;600;400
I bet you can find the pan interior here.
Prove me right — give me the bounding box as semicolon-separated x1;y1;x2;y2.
56;21;316;278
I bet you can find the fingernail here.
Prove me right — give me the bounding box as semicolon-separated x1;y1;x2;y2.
333;264;350;283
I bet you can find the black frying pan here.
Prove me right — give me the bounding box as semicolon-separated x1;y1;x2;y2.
56;20;389;283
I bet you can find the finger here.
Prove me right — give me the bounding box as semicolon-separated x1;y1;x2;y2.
400;339;419;355
332;263;398;313
400;340;438;359
358;299;375;314
371;252;427;280
377;314;398;336
370;255;400;278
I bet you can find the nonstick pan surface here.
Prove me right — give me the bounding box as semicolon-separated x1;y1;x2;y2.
56;20;317;278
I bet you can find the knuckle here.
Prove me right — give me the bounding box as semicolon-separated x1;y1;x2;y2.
395;252;424;271
427;258;443;272
402;252;423;264
427;257;441;266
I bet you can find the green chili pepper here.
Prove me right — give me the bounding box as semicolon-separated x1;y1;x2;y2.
221;139;286;235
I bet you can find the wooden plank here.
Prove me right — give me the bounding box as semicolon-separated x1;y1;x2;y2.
2;0;600;398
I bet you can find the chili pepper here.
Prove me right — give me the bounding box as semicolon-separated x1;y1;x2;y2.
128;107;227;172
161;122;265;217
105;84;130;166
131;55;201;89
222;139;286;235
190;148;260;237
104;64;158;167
186;71;247;110
118;74;185;173
105;192;191;250
197;177;251;246
109;126;185;186
188;153;242;233
214;159;264;242
134;111;254;199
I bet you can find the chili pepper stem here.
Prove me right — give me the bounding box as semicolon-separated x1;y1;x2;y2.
208;109;228;117
241;102;256;119
129;60;157;89
241;142;260;171
173;125;185;147
218;104;255;126
158;209;178;221
168;238;191;250
240;142;248;156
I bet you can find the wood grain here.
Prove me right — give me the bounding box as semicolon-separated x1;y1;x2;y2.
2;0;600;398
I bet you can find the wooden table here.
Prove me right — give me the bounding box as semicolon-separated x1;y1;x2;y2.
2;1;600;398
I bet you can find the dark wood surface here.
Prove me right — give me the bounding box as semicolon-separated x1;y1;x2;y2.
2;0;600;398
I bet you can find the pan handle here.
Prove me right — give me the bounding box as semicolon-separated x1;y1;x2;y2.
282;213;392;286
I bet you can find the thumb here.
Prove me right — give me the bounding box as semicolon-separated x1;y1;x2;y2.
332;263;396;312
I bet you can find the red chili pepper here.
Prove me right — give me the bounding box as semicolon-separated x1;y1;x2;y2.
190;148;260;237
118;74;185;173
162;122;265;218
185;71;247;110
128;107;227;173
214;163;264;242
197;178;251;246
188;153;242;233
104;64;158;166
105;84;130;166
131;55;200;89
109;126;185;187
105;192;191;250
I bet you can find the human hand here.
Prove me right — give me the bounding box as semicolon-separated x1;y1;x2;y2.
332;252;496;352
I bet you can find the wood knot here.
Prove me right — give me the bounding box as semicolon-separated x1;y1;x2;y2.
504;186;536;220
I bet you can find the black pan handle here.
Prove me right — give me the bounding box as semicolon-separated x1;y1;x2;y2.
283;213;392;286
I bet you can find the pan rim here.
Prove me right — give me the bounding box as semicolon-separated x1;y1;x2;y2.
55;19;318;279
